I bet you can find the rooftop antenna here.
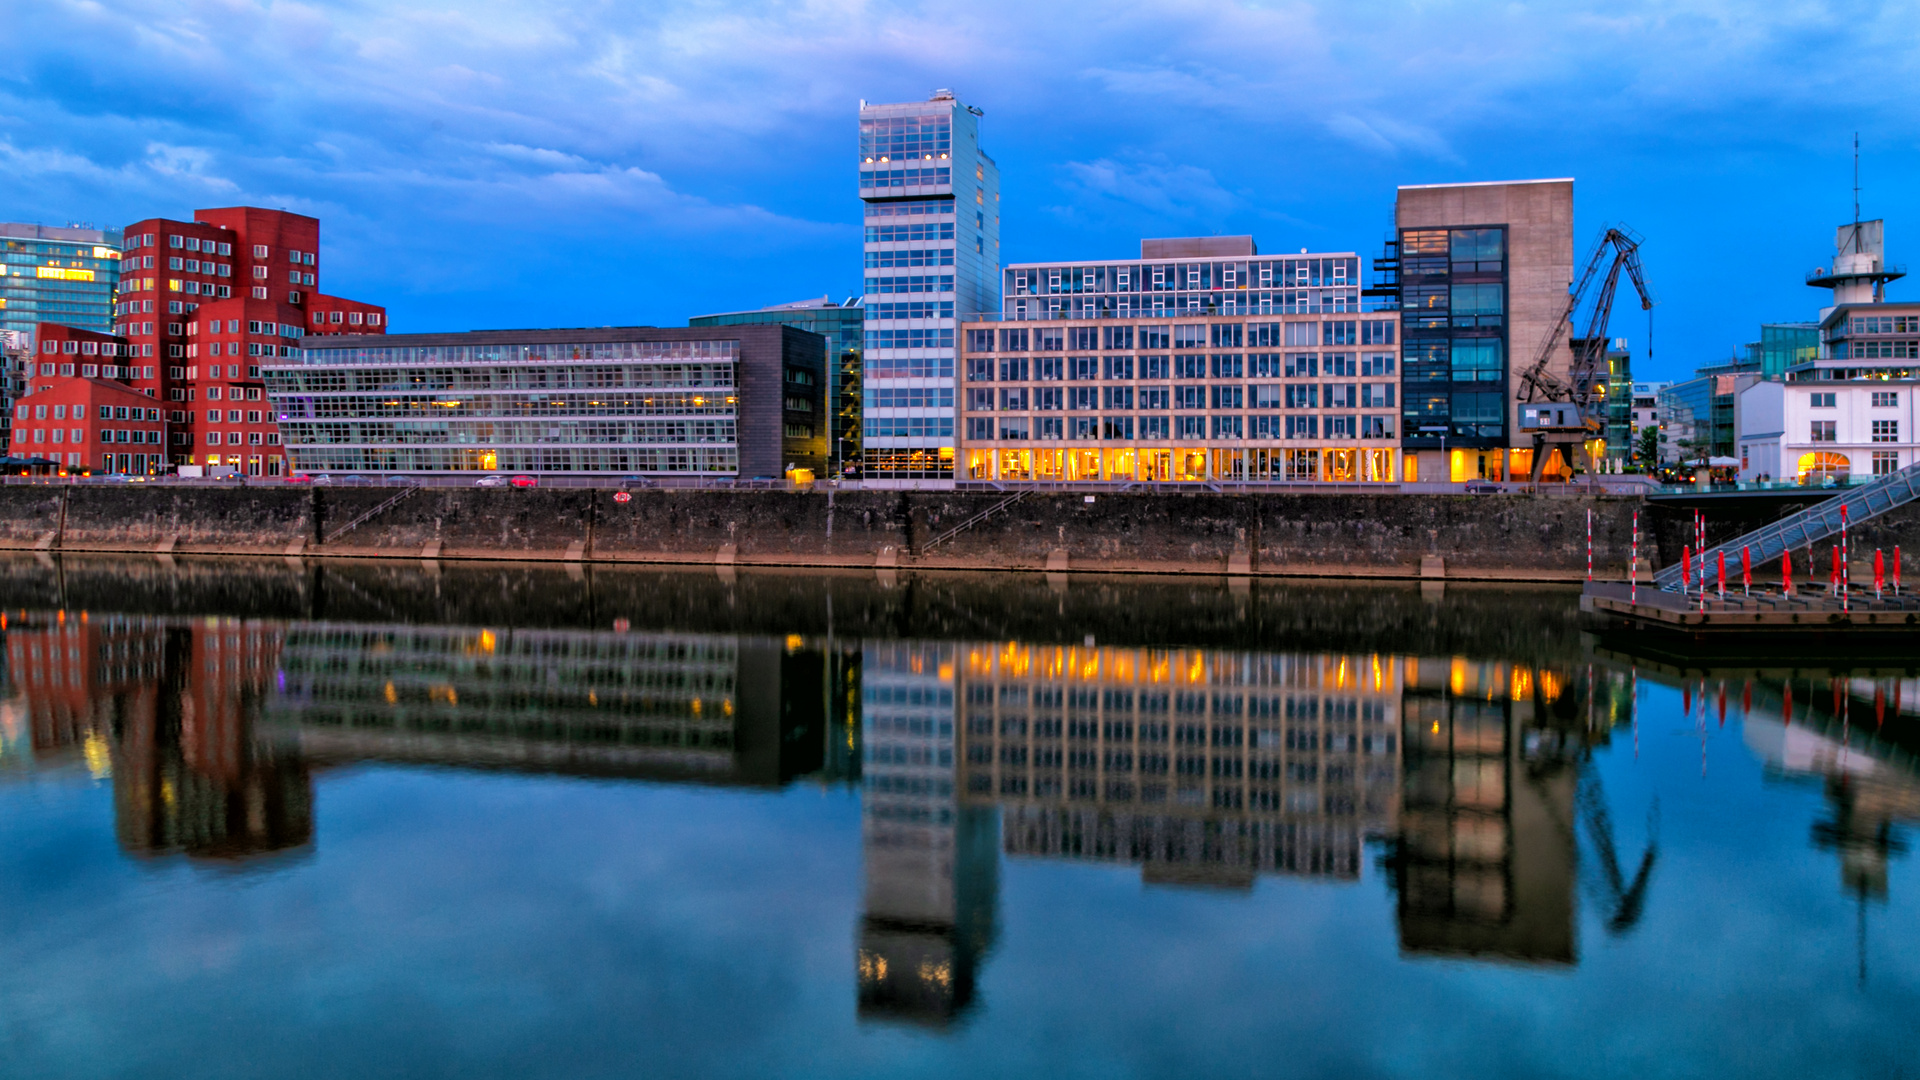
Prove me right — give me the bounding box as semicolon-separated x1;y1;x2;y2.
1842;133;1865;257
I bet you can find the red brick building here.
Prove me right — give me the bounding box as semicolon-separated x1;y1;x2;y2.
183;296;304;474
111;206;385;470
10;373;168;474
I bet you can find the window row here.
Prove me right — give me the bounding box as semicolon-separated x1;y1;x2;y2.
863;247;953;269
965;384;1395;410
967;321;1392;353
965;354;1395;382
286;447;741;474
278;420;737;445
865;274;955;295
16;404;164;421
963;446;1401;483
965;415;1395;440
15;427;163;446
1008;258;1358;295
1810;420;1903;442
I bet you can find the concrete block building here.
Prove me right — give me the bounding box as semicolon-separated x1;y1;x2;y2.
1384;179;1577;482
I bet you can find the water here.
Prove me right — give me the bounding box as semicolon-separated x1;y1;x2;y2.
0;557;1914;1079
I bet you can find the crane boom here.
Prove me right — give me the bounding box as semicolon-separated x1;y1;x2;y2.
1518;225;1655;417
1515;225;1655;482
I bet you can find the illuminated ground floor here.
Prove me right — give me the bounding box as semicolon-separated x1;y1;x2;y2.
960;444;1581;483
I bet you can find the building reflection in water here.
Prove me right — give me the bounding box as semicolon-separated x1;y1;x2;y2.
855;643;997;1027
265;625;832;788
957;645;1402;888
1739;677;1920;918
1;614;310;860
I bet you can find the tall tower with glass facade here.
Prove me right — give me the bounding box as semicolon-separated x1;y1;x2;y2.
858;90;1000;484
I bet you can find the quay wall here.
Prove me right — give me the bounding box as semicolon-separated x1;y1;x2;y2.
1;485;1915;581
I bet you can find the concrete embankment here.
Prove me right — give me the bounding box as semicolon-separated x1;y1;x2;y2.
0;484;1913;582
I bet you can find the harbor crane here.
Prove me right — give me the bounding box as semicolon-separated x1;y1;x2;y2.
1516;226;1655;482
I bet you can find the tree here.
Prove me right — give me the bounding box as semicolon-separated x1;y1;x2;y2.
1633;427;1661;471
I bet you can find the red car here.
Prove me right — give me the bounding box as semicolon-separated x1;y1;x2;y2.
286;473;314;485
509;474;539;488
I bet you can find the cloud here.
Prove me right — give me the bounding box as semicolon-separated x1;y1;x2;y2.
1;0;1917;354
1056;156;1236;221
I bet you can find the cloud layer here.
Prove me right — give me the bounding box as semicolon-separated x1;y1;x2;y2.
2;0;1917;368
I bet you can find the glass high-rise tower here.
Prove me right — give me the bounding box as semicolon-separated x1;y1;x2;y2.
859;90;1000;485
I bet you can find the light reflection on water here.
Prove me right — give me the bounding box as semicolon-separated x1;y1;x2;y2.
0;559;1914;1077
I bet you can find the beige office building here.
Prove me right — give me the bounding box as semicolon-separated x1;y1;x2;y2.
957;237;1404;484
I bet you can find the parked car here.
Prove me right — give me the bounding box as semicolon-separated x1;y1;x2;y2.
338;475;372;486
474;475;508;488
286;473;315;485
509;474;539;489
1463;480;1501;494
618;475;657;490
311;474;334;486
390;475;423;486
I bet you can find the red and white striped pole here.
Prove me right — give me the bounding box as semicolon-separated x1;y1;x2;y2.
1631;510;1639;603
1586;508;1592;582
1841;504;1850;612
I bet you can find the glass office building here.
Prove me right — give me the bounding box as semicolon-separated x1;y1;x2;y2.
0;223;123;344
859;90;1000;484
691;297;862;473
266;326;826;476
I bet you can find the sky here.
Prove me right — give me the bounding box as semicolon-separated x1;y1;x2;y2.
2;0;1918;382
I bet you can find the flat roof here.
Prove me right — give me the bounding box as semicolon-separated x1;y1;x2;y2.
299;326;780;349
1397;178;1574;190
1005;250;1357;271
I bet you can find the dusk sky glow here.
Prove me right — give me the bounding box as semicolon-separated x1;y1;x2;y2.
4;0;1918;380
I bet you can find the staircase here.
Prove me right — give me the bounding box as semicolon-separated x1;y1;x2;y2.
919;490;1031;554
324;486;420;544
1652;463;1920;590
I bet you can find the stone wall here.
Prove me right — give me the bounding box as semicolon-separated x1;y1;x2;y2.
2;483;1915;581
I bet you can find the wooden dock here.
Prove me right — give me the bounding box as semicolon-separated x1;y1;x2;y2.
1581;580;1920;634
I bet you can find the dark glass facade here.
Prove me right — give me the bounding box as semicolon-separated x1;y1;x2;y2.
1398;226;1509;451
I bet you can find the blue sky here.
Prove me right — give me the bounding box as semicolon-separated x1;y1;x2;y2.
2;0;1917;381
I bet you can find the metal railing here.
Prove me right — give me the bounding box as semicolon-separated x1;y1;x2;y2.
919;490;1032;553
323;486;421;543
1651;462;1920;590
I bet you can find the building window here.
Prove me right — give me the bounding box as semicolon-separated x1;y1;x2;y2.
1872;419;1899;442
1809;392;1836;408
1873;451;1900;476
1810;420;1837;442
1872;391;1899;408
